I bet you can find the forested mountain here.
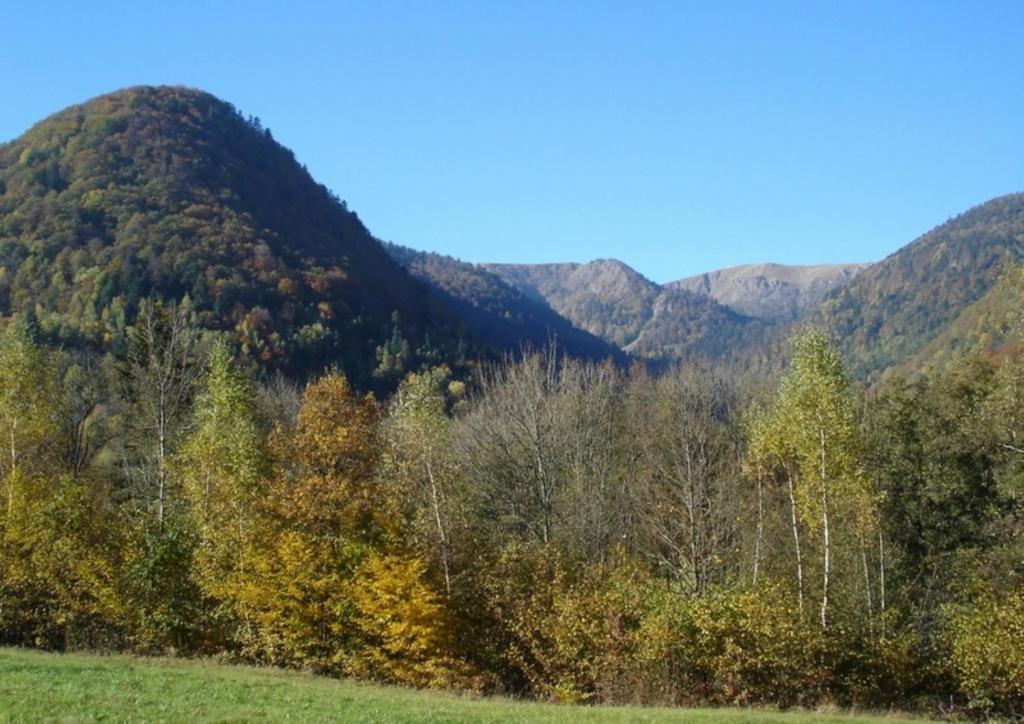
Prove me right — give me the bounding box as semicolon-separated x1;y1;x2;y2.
671;262;868;321
483;259;769;360
2;86;1021;388
892;272;1021;379
810;193;1024;380
0;85;477;386
385;244;624;361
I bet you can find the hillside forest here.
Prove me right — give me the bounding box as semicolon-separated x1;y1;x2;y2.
0;292;1022;718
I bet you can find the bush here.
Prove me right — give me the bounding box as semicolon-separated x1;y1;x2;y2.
948;589;1024;715
476;546;648;703
636;584;826;707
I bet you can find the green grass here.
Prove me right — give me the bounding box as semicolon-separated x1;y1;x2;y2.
0;647;925;723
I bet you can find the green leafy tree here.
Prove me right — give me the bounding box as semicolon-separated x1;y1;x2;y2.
179;340;267;627
771;329;873;631
385;367;462;594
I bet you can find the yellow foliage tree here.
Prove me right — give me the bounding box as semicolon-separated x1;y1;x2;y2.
234;529;357;670
271;373;385;539
236;372;387;670
349;553;470;688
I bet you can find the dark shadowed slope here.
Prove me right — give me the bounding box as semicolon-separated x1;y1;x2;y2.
386;244;625;362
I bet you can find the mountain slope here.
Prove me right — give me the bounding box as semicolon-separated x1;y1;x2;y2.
0;85;476;384
483;260;661;348
385;245;624;361
811;193;1024;380
623;286;770;361
671;262;868;321
483;259;768;360
894;276;1020;379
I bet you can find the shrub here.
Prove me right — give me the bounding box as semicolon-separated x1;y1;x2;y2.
948;588;1024;716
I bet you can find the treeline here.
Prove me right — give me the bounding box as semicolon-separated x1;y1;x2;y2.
0;303;1021;717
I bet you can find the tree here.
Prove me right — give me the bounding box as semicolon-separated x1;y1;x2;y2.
237;372;385;670
385;367;462;594
556;360;629;565
745;393;807;615
350;553;469;688
869;365;1003;584
458;351;570;548
117;299;201;529
179;340;267;621
56;351;111;481
948;588;1024;715
770;329;871;631
0;319;63;646
0;319;60;515
633;364;743;595
272;372;384;539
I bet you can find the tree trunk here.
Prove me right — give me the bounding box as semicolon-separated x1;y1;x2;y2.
8;420;17;514
861;533;874;637
753;464;764;586
786;467;804;616
426;458;452;596
157;403;166;531
685;441;700;595
878;525;886;638
819;427;830;632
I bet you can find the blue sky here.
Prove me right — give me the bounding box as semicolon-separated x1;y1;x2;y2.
2;1;1021;282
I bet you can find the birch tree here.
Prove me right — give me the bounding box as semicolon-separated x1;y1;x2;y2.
118;299;201;529
0;319;59;517
179;339;267;607
776;328;868;631
385;366;461;594
745;401;806;615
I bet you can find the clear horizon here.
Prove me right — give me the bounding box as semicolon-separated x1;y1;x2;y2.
2;1;1021;283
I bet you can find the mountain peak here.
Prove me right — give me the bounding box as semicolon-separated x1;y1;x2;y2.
0;87;468;384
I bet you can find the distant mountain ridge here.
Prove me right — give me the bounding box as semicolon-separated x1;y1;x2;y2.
482;260;660;349
475;191;1024;380
482;259;770;361
670;262;869;321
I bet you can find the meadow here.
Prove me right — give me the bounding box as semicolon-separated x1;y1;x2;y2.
0;648;925;723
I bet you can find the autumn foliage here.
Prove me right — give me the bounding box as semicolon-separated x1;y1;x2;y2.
0;316;1021;717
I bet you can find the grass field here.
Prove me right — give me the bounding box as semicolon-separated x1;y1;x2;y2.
0;647;925;723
